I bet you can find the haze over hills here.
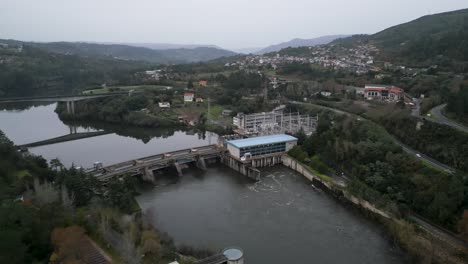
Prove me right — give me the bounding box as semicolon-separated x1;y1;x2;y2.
0;39;237;64
100;42;223;50
234;47;263;54
255;35;350;54
270;8;468;71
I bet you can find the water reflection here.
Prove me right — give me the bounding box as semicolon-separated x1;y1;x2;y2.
0;102;217;168
0;101;54;111
0;103;97;145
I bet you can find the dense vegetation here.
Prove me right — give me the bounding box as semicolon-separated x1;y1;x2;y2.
447;82;468;124
56;95;181;128
0;46;148;97
376;111;468;173
371;8;468;70
0;130;200;263
289;112;468;233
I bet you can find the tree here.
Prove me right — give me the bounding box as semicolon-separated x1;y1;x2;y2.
187;80;194;88
105;176;136;213
50;158;64;172
58;168;100;207
458;210;468;240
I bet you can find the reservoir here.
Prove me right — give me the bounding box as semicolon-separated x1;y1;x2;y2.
0;102;406;263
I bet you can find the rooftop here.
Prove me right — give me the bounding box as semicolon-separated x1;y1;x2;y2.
227;134;297;148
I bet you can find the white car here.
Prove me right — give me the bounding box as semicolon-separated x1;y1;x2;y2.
416;153;422;158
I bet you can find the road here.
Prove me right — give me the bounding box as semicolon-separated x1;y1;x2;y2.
389;136;454;173
289;101;456;174
290;101;468;248
430;104;468;134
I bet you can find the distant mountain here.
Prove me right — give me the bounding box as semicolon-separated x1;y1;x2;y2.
2;41;237;64
101;42;223;50
256;35;350;54
234;47;263;54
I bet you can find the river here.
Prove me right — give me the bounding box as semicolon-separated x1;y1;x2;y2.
0;103;215;168
0;102;407;263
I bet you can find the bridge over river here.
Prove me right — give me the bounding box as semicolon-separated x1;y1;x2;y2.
88;145;222;182
0;93;126;103
0;93;129;115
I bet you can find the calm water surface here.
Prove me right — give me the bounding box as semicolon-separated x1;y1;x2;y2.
0;103;215;168
0;102;407;263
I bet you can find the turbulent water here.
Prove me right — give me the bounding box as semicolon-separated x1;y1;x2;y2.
137;166;407;264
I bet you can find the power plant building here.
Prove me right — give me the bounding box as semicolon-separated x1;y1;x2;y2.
226;134;297;160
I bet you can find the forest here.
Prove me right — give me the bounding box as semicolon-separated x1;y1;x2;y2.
0;46;148;97
289;112;468;234
0;130;200;264
447;82;468;124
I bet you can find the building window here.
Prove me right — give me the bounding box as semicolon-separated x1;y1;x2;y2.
239;142;287;157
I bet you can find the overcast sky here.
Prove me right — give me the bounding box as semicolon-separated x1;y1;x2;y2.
1;0;467;50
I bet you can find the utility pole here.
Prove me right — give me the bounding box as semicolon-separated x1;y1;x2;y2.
207;97;211;125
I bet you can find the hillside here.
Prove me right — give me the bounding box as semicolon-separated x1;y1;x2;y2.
268;9;468;71
256;35;349;54
0;45;149;97
0;40;236;64
371;8;468;67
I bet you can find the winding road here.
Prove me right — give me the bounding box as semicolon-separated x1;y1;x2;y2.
430;104;468;134
290;101;468;247
289;101;456;174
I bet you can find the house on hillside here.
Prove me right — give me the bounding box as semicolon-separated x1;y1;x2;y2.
364;84;404;102
195;97;204;103
199;80;208;87
184;92;194;102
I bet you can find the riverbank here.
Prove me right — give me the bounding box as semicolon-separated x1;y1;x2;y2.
136;164;407;264
283;154;468;264
55;97;234;137
55;96;183;128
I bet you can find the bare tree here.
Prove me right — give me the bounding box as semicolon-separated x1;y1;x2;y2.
33;178;59;205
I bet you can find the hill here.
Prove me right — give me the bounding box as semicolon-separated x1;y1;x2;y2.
327;8;468;70
0;45;149;97
370;8;468;67
0;40;236;64
267;9;468;72
256;35;349;54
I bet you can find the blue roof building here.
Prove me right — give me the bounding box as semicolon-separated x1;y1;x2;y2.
226;134;297;160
